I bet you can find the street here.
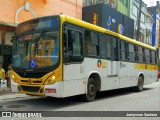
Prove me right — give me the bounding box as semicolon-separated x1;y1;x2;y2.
0;81;159;112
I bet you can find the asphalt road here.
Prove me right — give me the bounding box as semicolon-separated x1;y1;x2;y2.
0;81;159;120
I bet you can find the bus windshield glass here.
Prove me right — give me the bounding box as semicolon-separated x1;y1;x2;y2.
13;31;59;69
13;16;60;70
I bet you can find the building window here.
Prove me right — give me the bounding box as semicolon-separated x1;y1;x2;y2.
141;12;145;23
84;0;92;6
125;0;128;7
96;0;106;4
132;4;138;17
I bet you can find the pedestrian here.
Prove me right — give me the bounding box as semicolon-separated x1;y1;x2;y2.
6;64;12;91
0;64;6;94
1;79;7;95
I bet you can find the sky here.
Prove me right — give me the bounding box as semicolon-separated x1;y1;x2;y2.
143;0;160;7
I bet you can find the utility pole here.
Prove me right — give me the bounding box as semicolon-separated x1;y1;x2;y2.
136;0;142;41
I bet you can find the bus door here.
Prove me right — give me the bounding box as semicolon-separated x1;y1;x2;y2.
106;36;119;88
63;25;84;96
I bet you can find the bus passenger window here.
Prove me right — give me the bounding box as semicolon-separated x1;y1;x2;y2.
99;34;106;58
107;41;111;58
120;41;126;60
137;46;144;62
67;30;73;55
85;30;99;57
67;30;82;56
144;49;150;63
151;51;156;64
128;43;135;61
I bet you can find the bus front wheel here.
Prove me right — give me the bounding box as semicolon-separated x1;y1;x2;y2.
135;76;144;92
84;78;97;102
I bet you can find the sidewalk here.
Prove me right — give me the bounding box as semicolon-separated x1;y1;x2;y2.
0;93;28;100
0;85;28;100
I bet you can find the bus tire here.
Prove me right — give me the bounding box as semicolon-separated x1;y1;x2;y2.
135;76;144;92
84;78;97;102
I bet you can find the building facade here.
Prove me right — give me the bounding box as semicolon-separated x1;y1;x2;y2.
0;0;83;70
117;0;130;16
146;13;154;45
82;4;134;38
83;0;130;16
130;0;148;43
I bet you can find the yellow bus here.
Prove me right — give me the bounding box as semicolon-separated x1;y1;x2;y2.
11;15;158;101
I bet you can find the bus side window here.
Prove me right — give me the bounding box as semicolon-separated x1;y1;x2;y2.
106;36;111;59
137;46;144;62
64;28;83;63
67;30;73;55
63;28;68;54
151;51;156;64
128;43;136;61
144;48;150;64
99;34;107;59
112;37;118;60
71;31;82;56
85;30;99;57
120;41;126;61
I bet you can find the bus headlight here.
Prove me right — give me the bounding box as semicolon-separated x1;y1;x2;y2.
44;75;56;85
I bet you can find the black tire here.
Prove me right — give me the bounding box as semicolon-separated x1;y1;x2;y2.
83;78;97;102
135;76;144;92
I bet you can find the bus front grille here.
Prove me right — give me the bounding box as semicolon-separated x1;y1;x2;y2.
21;80;43;84
20;85;40;92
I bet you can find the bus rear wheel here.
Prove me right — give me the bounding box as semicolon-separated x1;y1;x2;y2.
135;76;144;92
84;78;97;102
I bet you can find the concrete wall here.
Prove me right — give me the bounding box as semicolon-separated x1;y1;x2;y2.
0;0;83;25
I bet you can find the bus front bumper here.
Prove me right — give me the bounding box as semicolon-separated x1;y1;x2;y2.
16;82;63;97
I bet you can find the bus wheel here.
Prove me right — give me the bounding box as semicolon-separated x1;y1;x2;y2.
84;78;97;102
135;76;144;92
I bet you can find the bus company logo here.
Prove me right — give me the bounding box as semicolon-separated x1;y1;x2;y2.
97;60;102;68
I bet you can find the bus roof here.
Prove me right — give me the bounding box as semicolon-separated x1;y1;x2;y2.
60;15;156;51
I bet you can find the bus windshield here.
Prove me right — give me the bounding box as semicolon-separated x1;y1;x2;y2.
12;31;59;69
